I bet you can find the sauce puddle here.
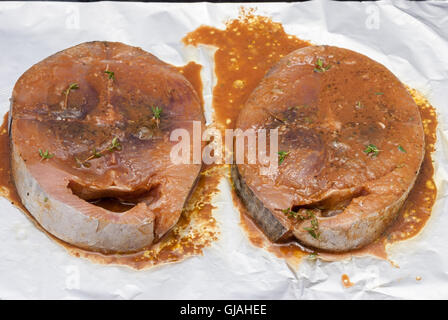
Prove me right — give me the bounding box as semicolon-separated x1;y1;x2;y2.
185;9;438;268
0;62;221;270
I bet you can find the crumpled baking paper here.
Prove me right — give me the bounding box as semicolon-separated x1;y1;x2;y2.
0;0;447;299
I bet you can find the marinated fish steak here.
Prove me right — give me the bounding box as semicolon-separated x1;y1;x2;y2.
10;41;204;253
232;45;425;252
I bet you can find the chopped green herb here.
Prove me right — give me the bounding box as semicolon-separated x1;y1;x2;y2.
77;136;122;167
308;253;318;260
278;151;290;165
314;58;331;73
63;83;79;109
304;227;319;239
152;106;163;127
282;207;297;219
38;149;54;160
92;148;102;159
75;157;91;168
364;144;380;157
44;197;48;203
152;106;162;119
355;101;364;109
398;145;406;153
104;70;115;80
302;211;320;239
281;208;311;221
108;137;122;152
375;92;384;95
64;83;79;95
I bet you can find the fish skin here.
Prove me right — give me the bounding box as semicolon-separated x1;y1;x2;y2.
10;41;204;253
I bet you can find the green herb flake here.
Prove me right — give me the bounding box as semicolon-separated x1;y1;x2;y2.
38;149;54;160
104;70;115;80
151;106;163;127
364;144;380;157
303;211;320;239
278;151;290;165
77;136;123;167
314;58;331;73
62;83;79;109
375;92;384;95
308;253;318;260
282;207;297;219
108;137;122;152
64;83;79;95
304;227;319;239
92;148;102;159
355;101;364;109
398;145;406;153
152;106;162;119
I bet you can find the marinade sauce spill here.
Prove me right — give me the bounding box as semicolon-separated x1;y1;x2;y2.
184;10;438;267
0;62;221;270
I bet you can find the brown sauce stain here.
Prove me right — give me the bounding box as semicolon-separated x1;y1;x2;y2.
186;10;438;267
341;274;355;288
183;8;310;130
0;63;221;270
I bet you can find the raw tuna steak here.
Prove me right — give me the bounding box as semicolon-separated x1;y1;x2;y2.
232;45;425;252
10;41;204;253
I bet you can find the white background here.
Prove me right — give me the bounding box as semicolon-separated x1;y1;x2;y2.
0;1;447;299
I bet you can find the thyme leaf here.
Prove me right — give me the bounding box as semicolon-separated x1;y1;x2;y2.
108;137;122;152
63;83;79;109
278;151;290;165
308;253;318;260
92;148;102;159
355;101;364;109
39;149;54;160
151;106;163;127
398;145;406;153
77;136;122;167
303;211;321;239
282;207;297;219
314;58;331;73
364;144;380;157
280;208;321;239
104;70;115;80
152;106;162;119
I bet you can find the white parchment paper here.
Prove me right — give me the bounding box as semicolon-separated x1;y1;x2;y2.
0;0;447;299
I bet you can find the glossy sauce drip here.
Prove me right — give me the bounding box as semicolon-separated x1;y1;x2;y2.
186;11;438;266
0;63;220;270
341;274;354;288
